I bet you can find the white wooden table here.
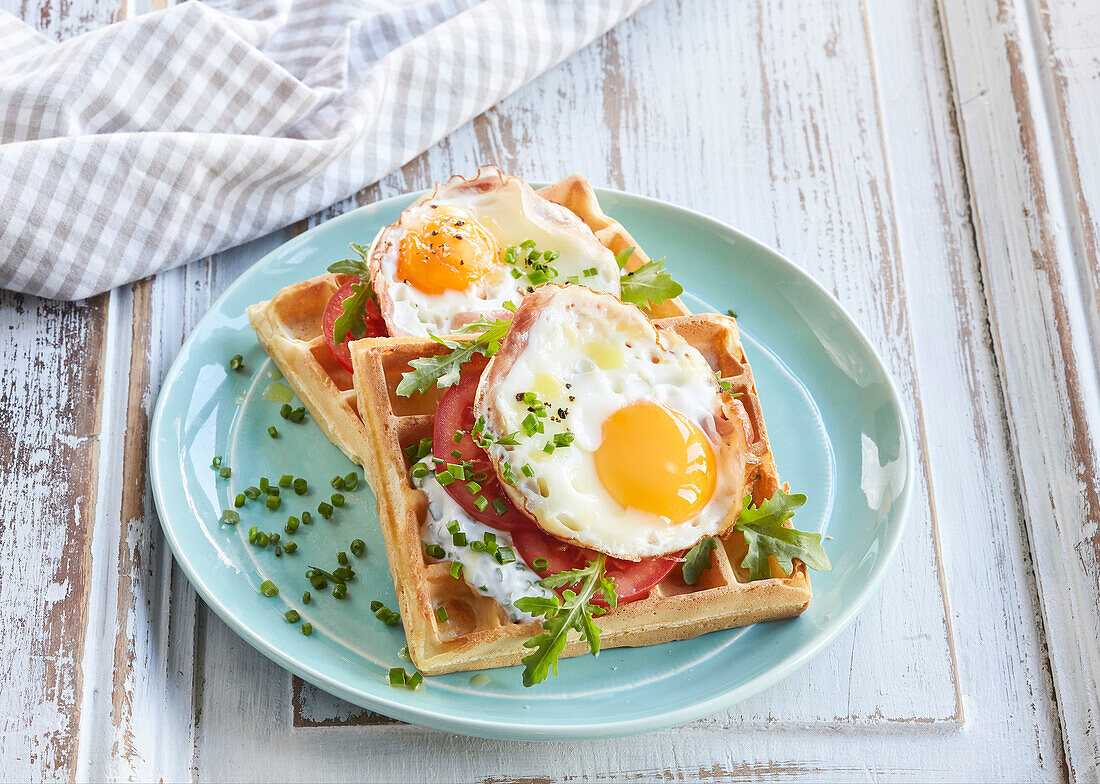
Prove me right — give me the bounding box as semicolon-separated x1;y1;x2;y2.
3;0;1098;780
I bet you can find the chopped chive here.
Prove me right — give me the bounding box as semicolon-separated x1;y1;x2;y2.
254;531;269;547
288;407;306;423
245;486;261;499
344;473;358;490
259;580;279;597
301;511;312;525
370;600;383;612
279;403;292;419
248;525;258;544
521;413;542;436
229;354;244;371
302;591;311;604
510;267;523;279
465;481;481;495
221;509;240;524
332;583;347;599
542;442;556;454
447;463;466;480
309;573;327;589
424;543;445;559
212;456;222;468
474;496;488;512
450;448;462;459
301;622;313;636
268;486;280;497
494;546;515;565
331;493;344;507
274;545;283;557
286;516;299;533
331;475;344;490
268;426;278;438
446;520;460;534
470;540;485;552
436;606;449;623
521;464;535;477
259;477;270;493
449;562;463;579
350;539;366;557
452;431;464;443
452;532;467;547
266;495;281;511
566;275;580;284
434;469;455;486
411;463;430;479
532;557;548;571
406;672;423;690
543;250;560;262
727;308;738;318
293;477;307;495
482;533;497;554
337;551;348;565
431;457;446;465
279;474;293;487
318;502;333;518
553;431;574;447
269;532;280;545
491;498;508;516
282;541;297;553
285;609;300;623
583;266;597;277
234;493;246;508
389;668;406;687
219;466;232;479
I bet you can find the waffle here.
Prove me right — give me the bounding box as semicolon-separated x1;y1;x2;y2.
349;313;812;676
246;174;688;471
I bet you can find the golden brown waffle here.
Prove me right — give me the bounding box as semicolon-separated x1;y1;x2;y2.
246;274;373;467
349;313;811;676
247;173;687;472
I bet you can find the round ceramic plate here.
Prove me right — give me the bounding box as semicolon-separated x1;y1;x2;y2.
149;187;913;741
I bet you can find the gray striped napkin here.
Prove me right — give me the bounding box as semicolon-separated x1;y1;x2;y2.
0;0;648;300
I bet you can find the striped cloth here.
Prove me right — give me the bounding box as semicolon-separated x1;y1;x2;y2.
0;0;648;300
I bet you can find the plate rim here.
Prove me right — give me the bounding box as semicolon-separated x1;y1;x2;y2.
148;185;915;740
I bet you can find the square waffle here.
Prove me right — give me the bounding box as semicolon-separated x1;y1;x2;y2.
246;175;689;471
349;313;812;676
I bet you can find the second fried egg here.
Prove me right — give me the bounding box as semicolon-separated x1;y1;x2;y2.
475;285;756;560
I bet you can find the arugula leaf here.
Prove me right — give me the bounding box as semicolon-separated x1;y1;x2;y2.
619;256;684;308
735;490;831;580
395;316;512;397
327;242;372;279
331;281;375;345
514;554;613;687
682;536;718;585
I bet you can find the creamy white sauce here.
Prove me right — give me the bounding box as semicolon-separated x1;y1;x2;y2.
412;458;552;622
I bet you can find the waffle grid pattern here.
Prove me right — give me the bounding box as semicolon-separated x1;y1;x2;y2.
350;314;811;676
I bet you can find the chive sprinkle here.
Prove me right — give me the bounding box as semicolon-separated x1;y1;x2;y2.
532;557;548;571
268;426;278;438
285;609;300;623
583;266;597;277
343;473;358;490
436;606;449;623
219;466;232;479
389;668;406;687
332;583;347;599
474;496;488;512
259;580;279;597
452;431;464;443
318;502;333;518
337;551;348;565
370;600;383;611
212;456;222;468
254;531;269;547
350;539;366;557
491;498;508;516
221;509;240;524
234;493;246;508
268;486;280;497
521;464;534;477
282;541;297;553
424;543;445;559
266;495;281;511
302;591;311;604
245;486;261;499
229;354;243;371
301;622;313;635
301;511;312;524
330;475;344;490
407;672;423;690
331;493;345;507
279;474;292;487
449;562;463;579
286;516;299;533
260;477;270;492
280;403;292;419
453;532;467;547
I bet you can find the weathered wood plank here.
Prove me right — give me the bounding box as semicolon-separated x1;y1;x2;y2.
936;0;1100;776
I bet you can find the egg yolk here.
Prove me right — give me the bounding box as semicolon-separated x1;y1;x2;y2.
398;213;500;294
594;401;716;523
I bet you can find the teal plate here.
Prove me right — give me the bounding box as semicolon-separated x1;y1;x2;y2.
149;187;913;740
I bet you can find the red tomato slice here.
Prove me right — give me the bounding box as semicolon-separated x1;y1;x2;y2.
432;357;534;533
432;360;680;604
322;275;387;373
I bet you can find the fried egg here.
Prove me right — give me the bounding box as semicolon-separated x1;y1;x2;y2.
367;167;621;337
475;285;756;560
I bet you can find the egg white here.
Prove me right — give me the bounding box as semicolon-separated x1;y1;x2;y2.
369;167;621;337
476;285;748;560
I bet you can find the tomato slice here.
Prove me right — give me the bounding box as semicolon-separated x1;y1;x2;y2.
432;361;680;604
432;357;533;533
322;275;387;373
